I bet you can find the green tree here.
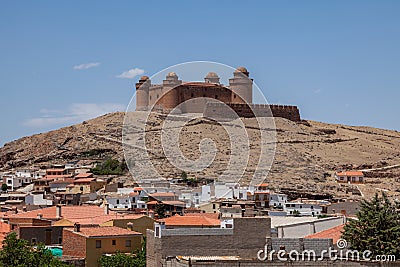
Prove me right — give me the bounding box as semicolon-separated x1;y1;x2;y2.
99;238;146;267
180;171;188;182
342;192;400;258
0;232;69;267
91;158;126;175
1;184;8;192
155;202;166;219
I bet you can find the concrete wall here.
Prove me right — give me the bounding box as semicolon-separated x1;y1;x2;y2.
17;225;64;245
147;217;271;267
166;258;399;267
276;217;345;238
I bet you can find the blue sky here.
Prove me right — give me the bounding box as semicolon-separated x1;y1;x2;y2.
1;1;399;146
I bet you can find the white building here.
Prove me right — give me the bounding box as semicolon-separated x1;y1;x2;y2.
106;192;147;209
25;193;53;206
5;175;33;191
335;171;364;183
269;193;288;208
284;202;322;216
200;184;211;203
214;182;248;200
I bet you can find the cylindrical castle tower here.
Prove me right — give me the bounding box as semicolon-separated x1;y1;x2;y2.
229;66;253;104
161;72;181;112
135;76;150;111
204;72;220;84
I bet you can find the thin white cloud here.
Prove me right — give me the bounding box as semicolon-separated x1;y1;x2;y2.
116;68;144;79
314;88;322;94
73;62;101;70
24;103;125;127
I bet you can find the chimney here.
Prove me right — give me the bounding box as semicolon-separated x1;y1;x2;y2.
127;222;134;231
74;223;81;232
37;213;43;219
56;204;62;219
104;203;109;215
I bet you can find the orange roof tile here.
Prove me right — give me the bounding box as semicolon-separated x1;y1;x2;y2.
55;214;146;226
65;226;141;237
9;206;116;220
257;183;269;187
75;173;93;178
305;224;345;243
183;213;219;220
161;215;220;227
74;178;97;183
336;171;363;176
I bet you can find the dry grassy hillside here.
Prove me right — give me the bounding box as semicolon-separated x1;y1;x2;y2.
1;111;399;200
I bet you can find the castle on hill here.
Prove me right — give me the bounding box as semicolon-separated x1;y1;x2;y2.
135;67;301;122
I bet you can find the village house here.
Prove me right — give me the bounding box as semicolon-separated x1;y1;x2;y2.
105;192;147;210
335;171;364;183
66;177;106;194
63;225;142;267
269;193;288;208
284;201;323;216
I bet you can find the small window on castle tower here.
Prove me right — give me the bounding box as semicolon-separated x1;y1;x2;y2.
157;94;159;99
234;95;236;99
191;93;194;97
215;95;218;99
150;96;152;100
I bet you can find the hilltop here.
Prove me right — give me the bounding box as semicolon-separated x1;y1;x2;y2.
1;112;399;200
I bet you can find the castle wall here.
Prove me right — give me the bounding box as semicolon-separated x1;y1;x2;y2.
203;103;301;122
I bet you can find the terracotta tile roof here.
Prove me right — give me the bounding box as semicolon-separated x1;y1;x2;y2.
66;226;142;237
257;183;269;187
161;215;220;227
133;187;143;191
129;192;139;197
74;178;97;183
183;213;219;220
75;173;93;178
336;171;363;176
9;206;116;220
305;224;345;243
55;214;146;226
